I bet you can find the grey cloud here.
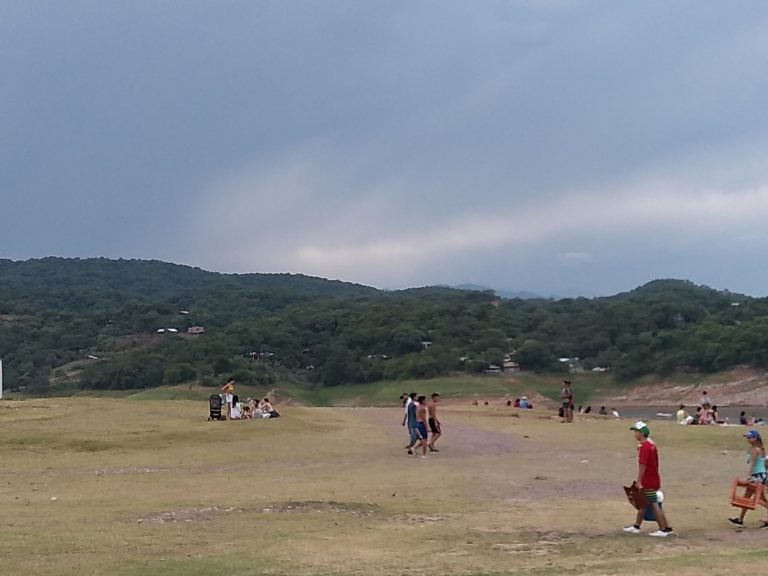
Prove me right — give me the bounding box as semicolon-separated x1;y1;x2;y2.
2;1;768;296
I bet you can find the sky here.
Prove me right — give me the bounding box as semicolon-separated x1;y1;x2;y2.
2;1;768;297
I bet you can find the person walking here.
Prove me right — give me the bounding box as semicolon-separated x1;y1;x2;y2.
402;392;419;455
427;393;442;452
623;421;673;537
729;430;768;527
414;395;430;458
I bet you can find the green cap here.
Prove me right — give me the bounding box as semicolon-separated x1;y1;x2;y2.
630;420;650;437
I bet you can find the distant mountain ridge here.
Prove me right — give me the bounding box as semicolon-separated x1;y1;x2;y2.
449;284;547;300
0;257;377;314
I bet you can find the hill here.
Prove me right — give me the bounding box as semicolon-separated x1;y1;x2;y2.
2;259;768;395
449;283;545;300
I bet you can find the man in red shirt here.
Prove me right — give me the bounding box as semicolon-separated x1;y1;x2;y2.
623;421;673;537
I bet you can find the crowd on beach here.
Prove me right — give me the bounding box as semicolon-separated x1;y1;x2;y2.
216;376;280;420
675;390;764;426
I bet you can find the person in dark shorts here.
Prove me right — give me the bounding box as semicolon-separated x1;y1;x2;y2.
414;395;430;458
427;393;442;452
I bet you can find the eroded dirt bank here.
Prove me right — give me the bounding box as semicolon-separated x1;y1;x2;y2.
598;367;768;407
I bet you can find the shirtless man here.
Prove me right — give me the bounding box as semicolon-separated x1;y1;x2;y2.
414;395;430;458
427;393;442;452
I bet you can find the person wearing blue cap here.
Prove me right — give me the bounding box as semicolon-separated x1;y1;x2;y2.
623;421;673;537
729;430;768;527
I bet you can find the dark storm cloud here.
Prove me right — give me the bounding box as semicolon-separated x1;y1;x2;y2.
2;1;768;296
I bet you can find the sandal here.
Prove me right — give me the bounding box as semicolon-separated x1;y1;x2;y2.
729;517;744;525
759;520;768;529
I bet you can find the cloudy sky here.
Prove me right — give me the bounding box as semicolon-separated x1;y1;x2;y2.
2;1;768;297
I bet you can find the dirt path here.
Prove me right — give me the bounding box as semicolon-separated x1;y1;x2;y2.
366;406;522;458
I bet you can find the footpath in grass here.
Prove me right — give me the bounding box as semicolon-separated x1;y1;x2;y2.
1;397;767;576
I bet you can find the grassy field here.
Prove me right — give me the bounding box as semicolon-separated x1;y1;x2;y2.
31;372;620;407
276;373;621;407
1;396;766;576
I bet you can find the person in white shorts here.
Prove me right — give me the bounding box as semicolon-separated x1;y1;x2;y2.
221;376;235;419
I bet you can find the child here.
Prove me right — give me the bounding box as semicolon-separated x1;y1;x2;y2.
729;430;768;527
623;421;673;536
229;394;242;420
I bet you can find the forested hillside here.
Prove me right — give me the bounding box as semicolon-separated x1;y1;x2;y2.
1;258;767;394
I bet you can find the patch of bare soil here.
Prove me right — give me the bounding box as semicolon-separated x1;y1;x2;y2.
370;407;521;459
488;529;578;556
259;501;380;517
435;419;519;457
0;402;51;410
134;501;380;524
49;359;94;384
93;466;169;477
601;368;768;406
136;506;233;524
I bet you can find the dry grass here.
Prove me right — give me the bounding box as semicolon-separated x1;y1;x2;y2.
1;398;766;575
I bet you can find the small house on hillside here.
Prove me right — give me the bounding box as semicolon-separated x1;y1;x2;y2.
503;360;520;372
187;326;206;335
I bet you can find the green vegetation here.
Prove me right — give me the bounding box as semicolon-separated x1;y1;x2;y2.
278;373;616;407
1;257;767;395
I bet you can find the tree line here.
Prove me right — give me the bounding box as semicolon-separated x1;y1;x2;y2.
1;258;766;393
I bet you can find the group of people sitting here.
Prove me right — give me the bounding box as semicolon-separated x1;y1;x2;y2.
510;396;534;409
220;376;280;420
556;405;620;418
739;411;764;426
229;394;280;420
676;391;730;425
229;395;280;420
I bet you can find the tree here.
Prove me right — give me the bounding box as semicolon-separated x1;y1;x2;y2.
514;340;555;371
